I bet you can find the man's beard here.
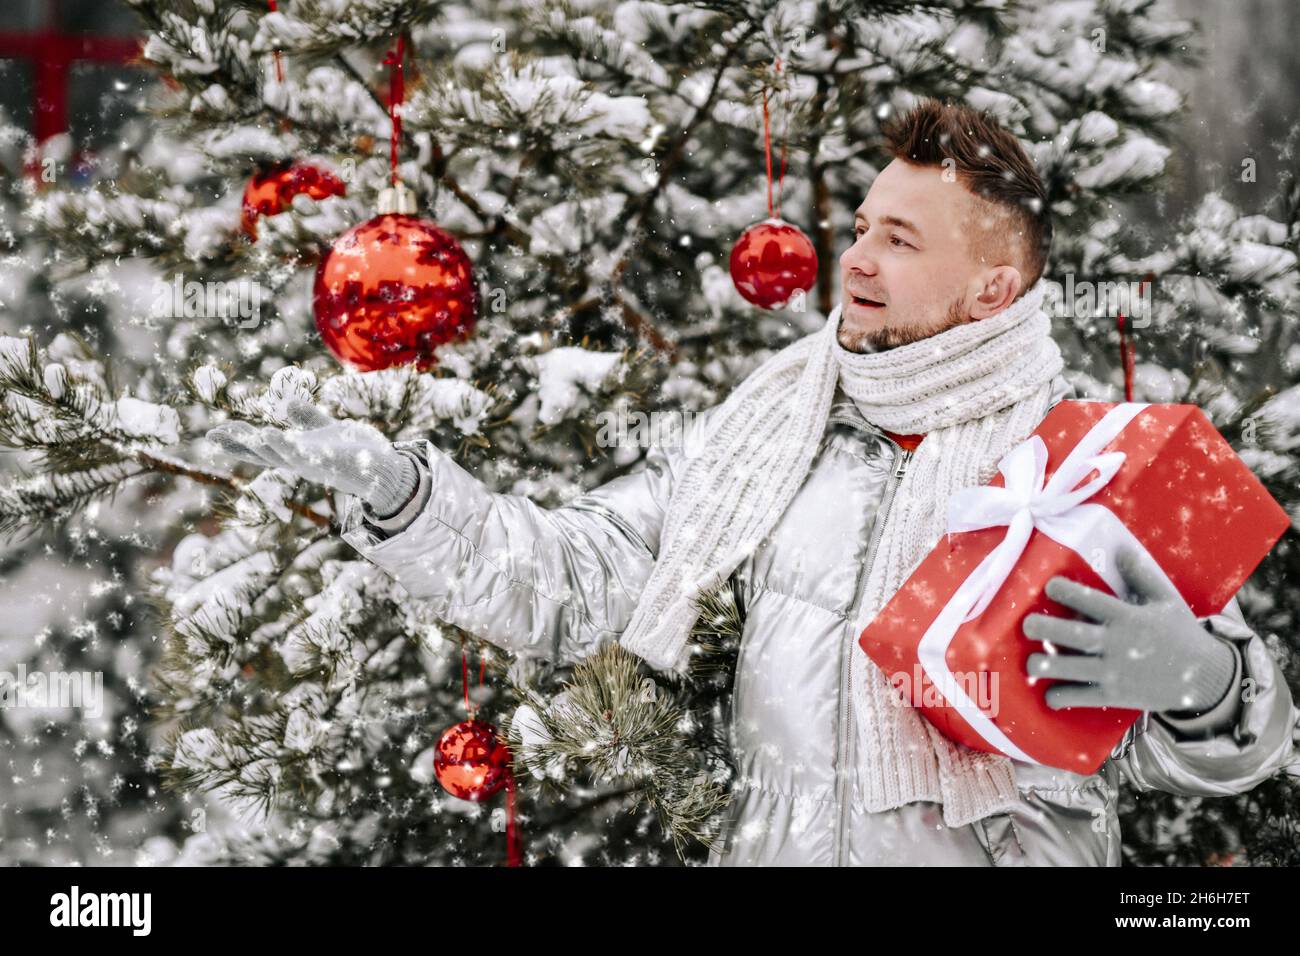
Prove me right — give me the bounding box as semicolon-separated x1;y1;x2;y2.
837;296;969;352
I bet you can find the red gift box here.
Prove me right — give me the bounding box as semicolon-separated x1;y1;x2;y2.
858;400;1290;775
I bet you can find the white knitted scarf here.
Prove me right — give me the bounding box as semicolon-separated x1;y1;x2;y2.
618;277;1064;827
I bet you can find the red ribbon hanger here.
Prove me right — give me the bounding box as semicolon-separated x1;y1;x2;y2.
761;56;788;220
383;34;407;186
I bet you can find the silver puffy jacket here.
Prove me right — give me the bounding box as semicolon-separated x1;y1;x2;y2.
340;374;1300;866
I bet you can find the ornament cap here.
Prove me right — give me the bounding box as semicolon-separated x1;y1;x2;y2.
378;182;418;215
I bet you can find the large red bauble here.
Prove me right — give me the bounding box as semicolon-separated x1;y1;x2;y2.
433;719;512;801
729;217;818;310
313;214;478;372
240;162;347;239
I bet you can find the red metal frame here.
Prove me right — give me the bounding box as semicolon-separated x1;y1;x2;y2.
0;0;140;144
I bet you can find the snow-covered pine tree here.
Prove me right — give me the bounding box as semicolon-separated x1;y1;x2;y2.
0;115;201;863
1;0;1298;865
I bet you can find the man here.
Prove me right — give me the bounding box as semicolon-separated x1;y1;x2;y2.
209;100;1299;866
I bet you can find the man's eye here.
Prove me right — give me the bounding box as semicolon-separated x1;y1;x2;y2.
890;236;910;248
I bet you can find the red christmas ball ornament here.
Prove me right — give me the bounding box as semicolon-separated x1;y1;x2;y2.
313;185;478;372
729;217;818;310
434;718;513;801
241;161;347;239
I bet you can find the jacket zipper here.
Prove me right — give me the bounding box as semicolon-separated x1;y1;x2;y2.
832;436;913;867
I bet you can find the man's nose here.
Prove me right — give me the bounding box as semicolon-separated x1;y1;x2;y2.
841;238;878;276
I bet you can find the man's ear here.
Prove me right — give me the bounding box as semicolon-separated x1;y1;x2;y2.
968;267;1023;319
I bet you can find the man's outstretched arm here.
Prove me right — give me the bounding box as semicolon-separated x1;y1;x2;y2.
339;410;716;667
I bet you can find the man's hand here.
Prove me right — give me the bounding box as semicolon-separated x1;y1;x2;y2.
206;400;419;517
1022;546;1239;716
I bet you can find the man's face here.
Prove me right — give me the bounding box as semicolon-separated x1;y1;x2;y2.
837;158;1018;352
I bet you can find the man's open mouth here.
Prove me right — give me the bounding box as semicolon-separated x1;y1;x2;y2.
851;294;885;308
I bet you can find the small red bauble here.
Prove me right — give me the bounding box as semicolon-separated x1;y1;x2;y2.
241;162;347;239
433;719;513;801
312;213;478;372
729;217;818;310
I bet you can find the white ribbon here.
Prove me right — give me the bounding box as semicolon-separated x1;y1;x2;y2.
912;402;1178;764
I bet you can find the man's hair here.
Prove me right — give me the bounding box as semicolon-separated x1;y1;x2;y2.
881;99;1051;291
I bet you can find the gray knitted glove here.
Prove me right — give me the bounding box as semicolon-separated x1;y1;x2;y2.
206;400;420;518
1022;545;1239;716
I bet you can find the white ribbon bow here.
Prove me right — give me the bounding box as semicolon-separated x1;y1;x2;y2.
946;428;1127;624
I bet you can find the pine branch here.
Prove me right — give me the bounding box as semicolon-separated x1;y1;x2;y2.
504;578;743;860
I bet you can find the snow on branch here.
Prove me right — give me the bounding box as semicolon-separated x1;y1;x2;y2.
252;0;442;56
